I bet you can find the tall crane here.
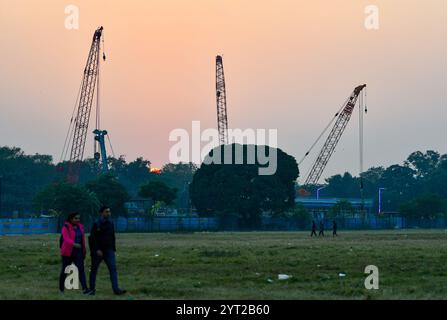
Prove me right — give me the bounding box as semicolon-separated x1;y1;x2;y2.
301;84;367;187
63;26;107;183
216;55;229;145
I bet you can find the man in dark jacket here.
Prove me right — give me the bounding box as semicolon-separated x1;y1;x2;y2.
332;220;338;237
88;206;126;295
310;220;317;237
318;221;325;237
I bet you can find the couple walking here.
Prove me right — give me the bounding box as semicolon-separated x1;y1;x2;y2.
59;206;126;295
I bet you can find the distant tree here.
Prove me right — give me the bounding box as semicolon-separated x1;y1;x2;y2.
378;164;418;211
425;167;447;198
108;156;153;197
399;194;447;219
324;172;359;198
85;174;130;216
33;182;100;226
361;166;385;194
139;181;178;206
190;144;299;228
0;146;57;216
283;204;312;228
158;162;197;210
328;200;355;219
405;150;440;179
438;154;447;171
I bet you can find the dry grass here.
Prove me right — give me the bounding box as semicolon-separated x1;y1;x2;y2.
1;230;447;299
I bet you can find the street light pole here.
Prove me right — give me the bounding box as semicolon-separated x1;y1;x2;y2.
378;188;386;214
316;186;326;201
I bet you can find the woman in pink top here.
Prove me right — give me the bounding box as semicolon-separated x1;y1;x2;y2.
59;212;89;294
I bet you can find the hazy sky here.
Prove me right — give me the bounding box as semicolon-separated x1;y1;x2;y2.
1;0;446;183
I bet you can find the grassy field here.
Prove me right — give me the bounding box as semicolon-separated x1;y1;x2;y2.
0;230;447;300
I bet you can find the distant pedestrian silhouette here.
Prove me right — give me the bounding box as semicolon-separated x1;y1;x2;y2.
332;220;338;237
311;220;317;237
319;221;325;237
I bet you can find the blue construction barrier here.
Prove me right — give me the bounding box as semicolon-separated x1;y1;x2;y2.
1;216;445;235
114;216;218;232
0;218;58;235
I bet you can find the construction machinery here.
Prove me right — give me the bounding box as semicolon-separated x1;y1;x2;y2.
300;84;367;191
215;55;229;145
61;26;109;183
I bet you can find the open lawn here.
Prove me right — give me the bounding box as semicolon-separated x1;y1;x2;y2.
0;230;447;299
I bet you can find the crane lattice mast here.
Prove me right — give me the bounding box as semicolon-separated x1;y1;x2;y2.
216;55;229;145
303;84;367;186
67;26;104;183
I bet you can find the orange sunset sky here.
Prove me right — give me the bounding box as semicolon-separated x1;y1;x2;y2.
1;0;447;182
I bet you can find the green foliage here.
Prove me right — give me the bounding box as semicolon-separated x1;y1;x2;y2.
85;174;130;216
405;150;440;178
282;204;312;228
0;147;56;215
399;194;447;219
139;181;178;206
108;157;152;197
159;162;197;210
33;182;100;223
313;150;447;215
328;200;355;219
4;144;447;221
0;146;193;216
324;172;360;198
190;144;299;228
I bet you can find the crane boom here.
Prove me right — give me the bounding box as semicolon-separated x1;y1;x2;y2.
67;26;103;183
304;84;366;186
216;55;229;145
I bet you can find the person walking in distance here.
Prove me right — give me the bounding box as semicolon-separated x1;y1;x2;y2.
319;221;325;237
332;220;338;237
88;206;126;295
311;220;317;237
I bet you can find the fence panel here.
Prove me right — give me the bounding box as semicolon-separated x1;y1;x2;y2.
1;216;446;235
0;218;58;235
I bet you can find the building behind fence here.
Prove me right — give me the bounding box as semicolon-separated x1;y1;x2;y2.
1;215;447;235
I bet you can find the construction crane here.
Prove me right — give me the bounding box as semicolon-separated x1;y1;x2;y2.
300;84;367;189
62;26;108;183
216;55;229;145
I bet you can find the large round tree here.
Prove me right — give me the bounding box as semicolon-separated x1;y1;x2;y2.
190;144;299;227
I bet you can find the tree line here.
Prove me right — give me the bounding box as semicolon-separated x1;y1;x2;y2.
308;150;447;219
1;145;447;223
0;146;195;221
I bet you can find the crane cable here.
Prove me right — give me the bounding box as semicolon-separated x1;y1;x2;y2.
60;81;83;163
359;87;367;210
107;133;116;158
94;32;106;155
298;95;351;166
